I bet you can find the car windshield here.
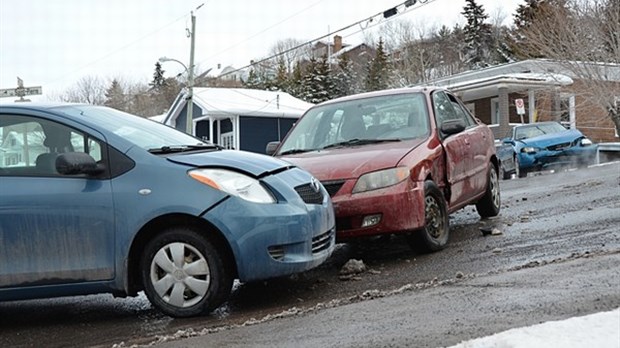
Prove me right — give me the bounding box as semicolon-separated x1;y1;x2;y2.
514;122;567;140
277;92;429;154
56;105;209;151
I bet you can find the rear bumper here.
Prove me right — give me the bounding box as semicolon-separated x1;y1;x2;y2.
332;179;425;241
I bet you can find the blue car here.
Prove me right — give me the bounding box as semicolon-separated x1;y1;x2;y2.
0;103;335;317
497;121;598;178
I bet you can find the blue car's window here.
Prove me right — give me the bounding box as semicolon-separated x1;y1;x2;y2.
56;105;204;150
514;122;567;140
0;114;104;177
278;93;429;154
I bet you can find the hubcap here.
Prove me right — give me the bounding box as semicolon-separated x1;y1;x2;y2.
425;196;444;239
150;242;211;308
490;168;500;208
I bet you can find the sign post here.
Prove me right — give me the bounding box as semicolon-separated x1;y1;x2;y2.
515;98;526;124
0;77;42;102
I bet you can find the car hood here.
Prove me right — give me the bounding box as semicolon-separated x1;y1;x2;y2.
519;129;584;148
277;140;421;180
166;149;292;177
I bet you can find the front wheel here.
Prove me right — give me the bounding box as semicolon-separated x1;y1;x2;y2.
406;180;449;253
140;228;233;318
476;165;501;218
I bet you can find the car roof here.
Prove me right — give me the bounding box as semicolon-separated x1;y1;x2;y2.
0;102;88;111
314;86;445;107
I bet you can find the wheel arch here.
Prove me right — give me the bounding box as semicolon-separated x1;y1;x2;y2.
125;213;238;295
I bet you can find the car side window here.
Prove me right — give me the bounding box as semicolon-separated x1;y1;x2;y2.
431;91;460;128
446;93;476;127
0;115;103;177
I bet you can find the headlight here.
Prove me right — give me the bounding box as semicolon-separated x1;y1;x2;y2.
521;146;539;154
189;168;275;203
580;138;593;146
352;167;409;194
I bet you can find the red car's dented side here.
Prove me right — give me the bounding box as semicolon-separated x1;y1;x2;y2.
271;87;500;251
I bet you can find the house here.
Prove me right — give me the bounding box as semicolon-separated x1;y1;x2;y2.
420;59;620;143
162;88;313;153
0;129;46;167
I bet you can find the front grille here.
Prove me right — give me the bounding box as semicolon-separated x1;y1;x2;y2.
312;230;333;254
321;180;345;197
547;142;571;151
294;183;324;205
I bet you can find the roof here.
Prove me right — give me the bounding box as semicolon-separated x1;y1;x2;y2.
164;88;314;125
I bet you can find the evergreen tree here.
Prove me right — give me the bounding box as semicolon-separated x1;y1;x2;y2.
242;68;266;89
332;54;357;98
301;55;333;103
104;79;126;110
287;63;304;99
461;0;493;69
273;59;289;92
150;62;167;88
365;38;390;92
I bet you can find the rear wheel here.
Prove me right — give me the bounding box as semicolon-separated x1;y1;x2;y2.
500;162;511;180
406;181;449;253
515;155;527;178
476;165;501;218
140;227;233;318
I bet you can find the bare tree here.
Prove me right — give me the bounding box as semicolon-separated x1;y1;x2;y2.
269;38;310;73
57;75;107;105
516;0;620;133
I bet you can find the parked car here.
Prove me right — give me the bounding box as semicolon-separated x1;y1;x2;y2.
266;87;500;252
496;121;598;178
0;103;335;318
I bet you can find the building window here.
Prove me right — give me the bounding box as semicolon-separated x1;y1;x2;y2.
559;93;575;129
490;98;499;125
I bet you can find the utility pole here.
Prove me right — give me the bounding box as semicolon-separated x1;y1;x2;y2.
186;8;198;135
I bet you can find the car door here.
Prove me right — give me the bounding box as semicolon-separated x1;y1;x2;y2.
446;92;490;193
431;91;472;208
0;113;115;288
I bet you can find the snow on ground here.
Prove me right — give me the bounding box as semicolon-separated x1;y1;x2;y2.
448;308;620;348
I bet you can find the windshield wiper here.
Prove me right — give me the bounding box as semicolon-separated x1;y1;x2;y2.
279;148;314;155
321;138;401;150
148;144;221;154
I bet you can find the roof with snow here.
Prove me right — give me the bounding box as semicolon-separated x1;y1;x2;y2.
163;88;314;125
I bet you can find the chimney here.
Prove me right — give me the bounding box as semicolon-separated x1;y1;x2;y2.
333;35;342;53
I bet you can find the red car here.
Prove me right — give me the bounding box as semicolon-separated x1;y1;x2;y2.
267;87;500;252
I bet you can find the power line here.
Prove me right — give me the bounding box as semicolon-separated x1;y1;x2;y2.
196;0;327;67
216;0;435;79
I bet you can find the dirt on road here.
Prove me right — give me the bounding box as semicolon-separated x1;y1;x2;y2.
1;163;618;348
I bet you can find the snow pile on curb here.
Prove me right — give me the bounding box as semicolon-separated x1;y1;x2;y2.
448;308;620;348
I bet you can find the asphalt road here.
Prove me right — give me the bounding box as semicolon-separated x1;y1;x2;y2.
1;163;619;348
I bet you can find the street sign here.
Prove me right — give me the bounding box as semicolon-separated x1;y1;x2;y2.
515;98;525;115
0;86;43;98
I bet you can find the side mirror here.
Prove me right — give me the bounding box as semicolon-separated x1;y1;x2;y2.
502;138;515;145
265;141;280;156
56;152;104;176
440;119;466;136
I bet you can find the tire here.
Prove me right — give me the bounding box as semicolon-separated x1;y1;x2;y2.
140;227;233;318
499;162;511;180
406;180;449;253
476;164;501;218
515;155;527;178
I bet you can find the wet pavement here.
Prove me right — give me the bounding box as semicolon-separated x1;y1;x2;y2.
1;163;619;348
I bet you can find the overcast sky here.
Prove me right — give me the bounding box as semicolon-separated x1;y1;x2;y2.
0;0;523;101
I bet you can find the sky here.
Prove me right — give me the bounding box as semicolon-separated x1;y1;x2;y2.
0;0;523;101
